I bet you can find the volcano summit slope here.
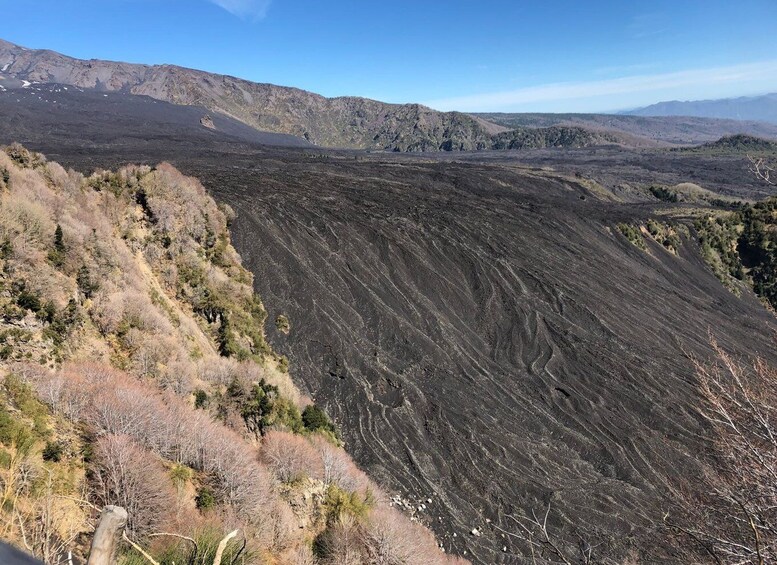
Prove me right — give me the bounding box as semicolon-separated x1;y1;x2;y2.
214;155;776;562
2;94;776;562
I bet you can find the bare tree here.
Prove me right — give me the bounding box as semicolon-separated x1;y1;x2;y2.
747;155;775;186
317;515;365;565
260;430;322;483
311;435;366;491
666;339;777;564
488;503;614;565
361;505;455;565
91;435;176;538
23;470;91;564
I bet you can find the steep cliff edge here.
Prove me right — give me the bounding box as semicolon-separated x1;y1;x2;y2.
0;145;463;564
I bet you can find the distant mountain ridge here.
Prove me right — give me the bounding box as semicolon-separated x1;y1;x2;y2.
0;38;497;152
626;92;777;124
3;38;777;151
0;38;629;152
474;112;777;146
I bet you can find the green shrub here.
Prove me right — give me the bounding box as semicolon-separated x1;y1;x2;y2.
272;396;303;434
195;486;216;510
217;315;240;358
76;265;98;299
38;300;56;323
169;464;192;488
42;299;78;347
194;389;209;409
323;484;373;524
0;238;12;260
302;404;337;436
5;144;45;169
275;314;290;334
15;282;42;313
694;197;777;308
649;185;678;202
616;223;645;250
0;405;35;455
223;378;305;436
42;440;64;462
4;374;50;438
236;378;278;436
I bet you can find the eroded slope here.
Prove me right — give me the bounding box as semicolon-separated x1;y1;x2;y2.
213;156;775;562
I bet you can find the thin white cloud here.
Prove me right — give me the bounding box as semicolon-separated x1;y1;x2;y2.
592;62;661;76
627;12;668;39
207;0;271;20
424;61;777;113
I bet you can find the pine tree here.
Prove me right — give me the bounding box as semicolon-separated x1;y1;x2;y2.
48;224;66;267
54;224;65;253
76;265;96;299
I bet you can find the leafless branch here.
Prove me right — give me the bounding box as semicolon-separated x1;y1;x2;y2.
669;337;777;563
122;531;160;565
748;155;775;186
212;529;239;565
493;503;573;565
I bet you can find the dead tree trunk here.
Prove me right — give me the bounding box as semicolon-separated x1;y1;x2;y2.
86;506;128;565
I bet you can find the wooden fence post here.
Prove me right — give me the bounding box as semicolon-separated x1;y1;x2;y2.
86;506;128;565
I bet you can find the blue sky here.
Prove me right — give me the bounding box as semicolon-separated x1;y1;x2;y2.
1;0;776;112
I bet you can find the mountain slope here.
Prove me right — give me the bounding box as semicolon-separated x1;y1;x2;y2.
628;92;777;123
474;112;777;145
217;154;777;563
491;125;621;149
0;80;311;148
0;144;462;565
4;95;777;562
0;38;494;152
8;38;777;152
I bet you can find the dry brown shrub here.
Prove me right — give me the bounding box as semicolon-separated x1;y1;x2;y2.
130;333;180;378
0;191;54;260
36;364;276;518
90;289;125;335
159;358;197;395
361;505;450;565
260;431;323;483
317;515;366;565
31;364;282;528
283;544;316;565
311;435;370;492
197;356;240;386
122;290;174;334
264;498;302;553
43;161;70;192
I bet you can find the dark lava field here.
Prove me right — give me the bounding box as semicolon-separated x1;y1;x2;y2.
2;85;776;563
